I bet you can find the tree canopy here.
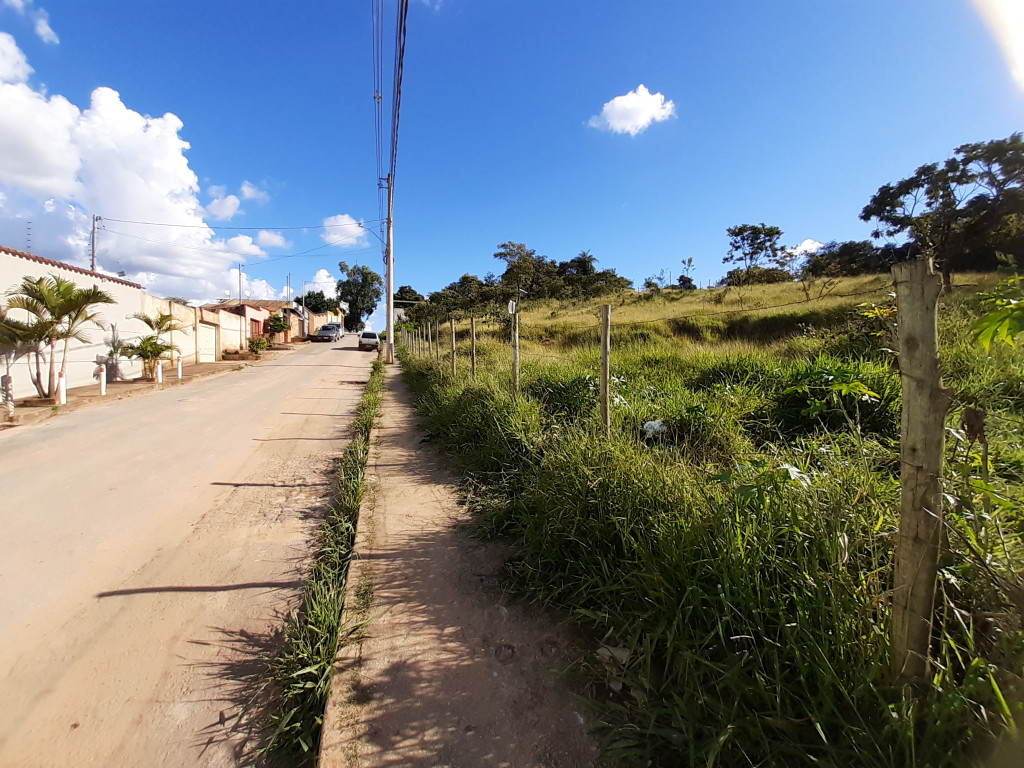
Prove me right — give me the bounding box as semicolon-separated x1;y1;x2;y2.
336;261;383;332
861;132;1024;289
295;290;339;315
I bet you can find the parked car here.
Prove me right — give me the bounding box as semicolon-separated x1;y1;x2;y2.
358;331;380;351
313;323;341;342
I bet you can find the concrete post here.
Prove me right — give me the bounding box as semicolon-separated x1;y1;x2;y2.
58;371;67;405
99;365;107;396
177;356;183;380
157;360;164;384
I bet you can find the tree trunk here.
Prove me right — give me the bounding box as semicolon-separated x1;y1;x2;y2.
2;373;13;421
29;351;46;398
940;266;952;294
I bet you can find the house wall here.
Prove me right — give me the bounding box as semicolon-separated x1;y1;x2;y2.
1;248;260;400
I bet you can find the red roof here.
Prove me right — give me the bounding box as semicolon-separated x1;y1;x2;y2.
1;245;143;289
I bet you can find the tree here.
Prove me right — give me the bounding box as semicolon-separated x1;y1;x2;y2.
122;336;179;379
861;133;1024;291
0;303;33;420
494;241;539;298
394;285;424;303
723;224;787;285
677;275;697;291
336;261;383;332
131;311;188;348
6;275;114;401
295;290;338;315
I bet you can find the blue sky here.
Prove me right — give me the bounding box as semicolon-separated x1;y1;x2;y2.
0;1;1022;320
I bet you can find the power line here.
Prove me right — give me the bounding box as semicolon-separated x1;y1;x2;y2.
100;216;383;231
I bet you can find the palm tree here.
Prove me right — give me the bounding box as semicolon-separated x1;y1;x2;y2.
122;335;179;379
130;311;189;345
0;304;34;420
6;275;115;402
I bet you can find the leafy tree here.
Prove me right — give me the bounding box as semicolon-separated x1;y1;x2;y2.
494;241;538;298
677;275;697;291
861;132;1024;290
723;223;787;285
394;285;425;303
122;335;179;379
266;313;290;335
164;296;191;307
336;261;383;332
718;266;792;287
295;290;339;315
6;274;114;401
802;240;891;277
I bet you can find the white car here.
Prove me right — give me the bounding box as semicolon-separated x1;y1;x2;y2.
358;331;380;351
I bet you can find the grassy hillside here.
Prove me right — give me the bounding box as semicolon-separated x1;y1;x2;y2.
400;274;1024;767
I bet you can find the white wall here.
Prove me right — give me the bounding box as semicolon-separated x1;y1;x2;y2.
1;251;202;398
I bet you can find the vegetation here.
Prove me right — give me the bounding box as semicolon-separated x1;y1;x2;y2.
861;132;1024;290
4;274;114;402
122;335;178;379
336;261;383;332
398;274;1024;767
259;357;384;764
248;335;270;355
265;313;290;336
295;289;340;315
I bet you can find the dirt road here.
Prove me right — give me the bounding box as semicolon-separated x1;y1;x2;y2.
0;340;371;767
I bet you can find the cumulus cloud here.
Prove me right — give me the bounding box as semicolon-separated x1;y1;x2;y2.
0;32;31;83
309;267;337;295
240;180;269;202
973;0;1024;90
0;35;275;299
205;192;240;220
791;238;823;255
321;213;368;247
256;230;289;248
588;84;676;136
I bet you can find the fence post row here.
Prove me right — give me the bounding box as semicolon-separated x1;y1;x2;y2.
600;304;611;436
891;258;952;686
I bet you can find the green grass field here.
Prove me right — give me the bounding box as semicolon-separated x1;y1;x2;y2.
400;274;1024;767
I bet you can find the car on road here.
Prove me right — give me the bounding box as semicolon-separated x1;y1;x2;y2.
358;331;380;351
313;323;342;342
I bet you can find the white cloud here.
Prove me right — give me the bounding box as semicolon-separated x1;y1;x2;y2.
791;238;823;255
588;84;676;136
974;0;1024;90
240;180;269;202
0;36;279;300
310;267;337;295
321;213;368;247
33;9;57;44
0;32;32;83
2;1;60;45
256;230;289;248
207;184;226;199
205;193;240;220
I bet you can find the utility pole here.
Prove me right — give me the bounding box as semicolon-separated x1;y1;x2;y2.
90;215;101;271
238;263;244;351
302;280;308;336
385;173;396;364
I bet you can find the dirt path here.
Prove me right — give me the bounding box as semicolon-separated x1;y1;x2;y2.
0;341;371;767
320;366;599;768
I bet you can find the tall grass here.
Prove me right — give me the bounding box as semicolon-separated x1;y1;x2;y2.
400;279;1024;767
258;358;384;765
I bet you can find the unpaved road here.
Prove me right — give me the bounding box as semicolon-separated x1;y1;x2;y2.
0;340;371;767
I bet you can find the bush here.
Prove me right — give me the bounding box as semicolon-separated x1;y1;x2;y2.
248;335;270;354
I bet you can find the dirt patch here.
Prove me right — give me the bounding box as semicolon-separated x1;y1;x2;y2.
320;367;599;768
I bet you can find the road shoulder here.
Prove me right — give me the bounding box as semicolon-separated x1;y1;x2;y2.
320;364;598;768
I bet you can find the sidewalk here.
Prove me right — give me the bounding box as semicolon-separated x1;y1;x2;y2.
2;344;304;430
319;365;597;768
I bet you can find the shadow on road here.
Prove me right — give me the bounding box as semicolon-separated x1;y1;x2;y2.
96;581;303;598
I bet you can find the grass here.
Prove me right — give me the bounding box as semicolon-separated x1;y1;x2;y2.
399;275;1024;767
257;357;385;765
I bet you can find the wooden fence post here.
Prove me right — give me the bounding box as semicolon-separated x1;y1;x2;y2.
512;309;520;393
450;318;457;376
600;304;611;436
436;319;441;362
891;258;952;685
427;322;433;359
471;317;477;380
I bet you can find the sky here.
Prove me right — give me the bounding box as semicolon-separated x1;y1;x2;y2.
0;1;1022;325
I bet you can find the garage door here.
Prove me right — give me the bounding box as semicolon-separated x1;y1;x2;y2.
198;323;217;363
